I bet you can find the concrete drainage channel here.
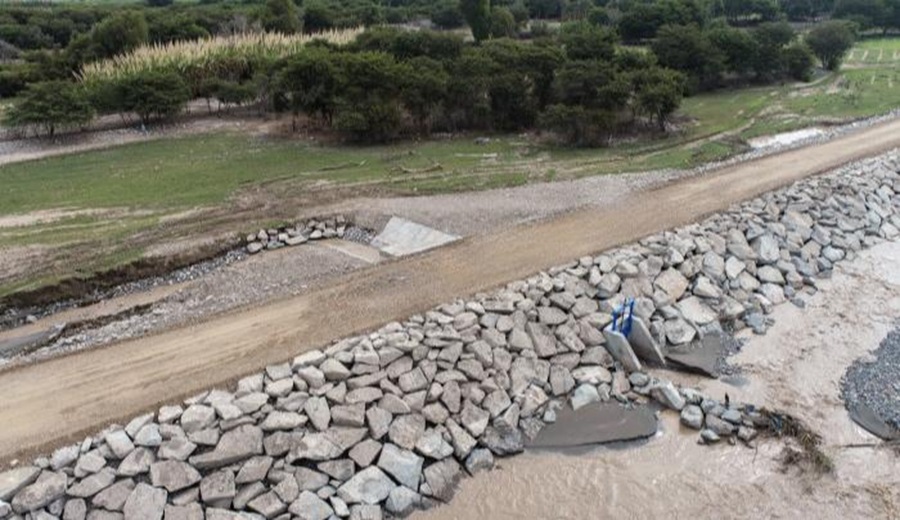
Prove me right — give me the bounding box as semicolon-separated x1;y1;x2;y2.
2;152;900;519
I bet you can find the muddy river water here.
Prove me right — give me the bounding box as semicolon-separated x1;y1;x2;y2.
417;241;900;519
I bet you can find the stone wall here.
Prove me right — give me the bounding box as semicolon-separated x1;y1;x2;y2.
1;151;898;520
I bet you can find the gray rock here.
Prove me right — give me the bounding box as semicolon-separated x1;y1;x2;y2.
677;297;717;325
149;461;201;493
189;425;263;470
104;431;135;460
260;411;306;432
388;414;425;451
91;479;135;511
11;471;67;513
123;483;166;520
288;491;332;520
680;405;704;430
349;439;383;468
163;504;203;520
320;359;351;381
67;467;116;497
479;426;524;456
0;466;41;502
74;451;107;478
459;402;490;437
414;431;453;460
289;434;342;462
117;448;155;477
317;460;354;482
422;459;461;502
463;449;494;475
63;498;87;520
752;235;780;264
247;491;286;519
700;429;720;444
234;457;273;485
377;444;423;490
445;420;476;459
650;380;685;411
206;508;264;520
200;471;235;504
180;405;216;434
294;468;329;492
304;397;331;432
385;486;420;517
398;369;428;394
537;307;567;326
570;384;601;411
51;446;80;471
337;468;396;505
704;414;735;436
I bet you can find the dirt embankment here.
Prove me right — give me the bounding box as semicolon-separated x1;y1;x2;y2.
0;117;899;463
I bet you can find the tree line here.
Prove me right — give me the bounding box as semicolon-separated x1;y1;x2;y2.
7;17;859;145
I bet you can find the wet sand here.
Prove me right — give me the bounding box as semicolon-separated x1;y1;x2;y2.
416;240;900;520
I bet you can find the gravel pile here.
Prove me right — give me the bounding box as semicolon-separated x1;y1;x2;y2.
1;151;899;520
841;326;900;430
244;216;374;254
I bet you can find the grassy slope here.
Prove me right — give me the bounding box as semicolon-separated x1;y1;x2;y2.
2;38;900;296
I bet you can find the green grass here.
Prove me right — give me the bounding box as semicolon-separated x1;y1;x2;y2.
3;37;900;297
845;37;900;66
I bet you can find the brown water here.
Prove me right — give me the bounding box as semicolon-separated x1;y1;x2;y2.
417;241;900;520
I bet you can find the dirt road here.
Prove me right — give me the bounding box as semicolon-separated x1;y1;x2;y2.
2;118;900;463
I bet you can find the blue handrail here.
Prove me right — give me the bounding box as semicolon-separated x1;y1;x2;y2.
610;297;635;336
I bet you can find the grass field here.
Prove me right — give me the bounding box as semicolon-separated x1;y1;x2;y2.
2;37;900;297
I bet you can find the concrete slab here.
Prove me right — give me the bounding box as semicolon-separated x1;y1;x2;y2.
628;318;666;366
665;333;724;378
316;240;383;264
371;217;459;257
528;402;657;448
602;328;642;372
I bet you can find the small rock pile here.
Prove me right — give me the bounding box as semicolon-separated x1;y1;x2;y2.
245;216;373;255
2;152;899;520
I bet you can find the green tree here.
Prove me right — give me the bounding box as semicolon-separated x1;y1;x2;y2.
489;7;518;38
750;22;795;80
833;0;885;30
460;0;492;43
805;20;856;70
558;21;616;60
629;67;685;130
117;70;191;124
303;1;336;32
783;42;816;81
276;47;343;124
5;80;93;136
90;11;149;60
432;1;466;29
333;52;406;142
400;57;448;133
652;24;725;91
707;25;758;77
262;0;302;34
539;104;617;146
146;0;174;6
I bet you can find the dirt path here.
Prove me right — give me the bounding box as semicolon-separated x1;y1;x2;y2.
2;118;900;463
